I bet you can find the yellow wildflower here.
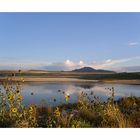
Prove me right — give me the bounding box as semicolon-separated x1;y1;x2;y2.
11;108;18;113
8;95;14;101
18;95;23;101
23;110;27;116
29;106;34;113
65;95;70;101
54;107;61;117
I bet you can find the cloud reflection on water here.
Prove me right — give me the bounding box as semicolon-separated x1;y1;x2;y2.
21;82;140;106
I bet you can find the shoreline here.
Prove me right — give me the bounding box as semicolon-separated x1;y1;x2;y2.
0;77;140;84
0;77;99;83
102;80;140;85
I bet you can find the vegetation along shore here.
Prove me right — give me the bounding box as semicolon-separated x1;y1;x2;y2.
0;70;140;84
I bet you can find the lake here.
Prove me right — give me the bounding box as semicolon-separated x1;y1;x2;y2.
21;82;140;107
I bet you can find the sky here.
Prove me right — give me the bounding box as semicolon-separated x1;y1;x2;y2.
0;13;140;72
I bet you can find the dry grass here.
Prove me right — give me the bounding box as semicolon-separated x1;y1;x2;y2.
103;80;140;85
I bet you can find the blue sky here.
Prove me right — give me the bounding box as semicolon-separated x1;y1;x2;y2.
0;13;140;71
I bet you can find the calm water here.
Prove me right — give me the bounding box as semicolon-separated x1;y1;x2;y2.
21;82;140;107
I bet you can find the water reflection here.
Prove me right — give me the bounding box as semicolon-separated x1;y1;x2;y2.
21;82;140;106
74;83;95;89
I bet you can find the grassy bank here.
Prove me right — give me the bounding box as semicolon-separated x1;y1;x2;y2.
1;71;140;85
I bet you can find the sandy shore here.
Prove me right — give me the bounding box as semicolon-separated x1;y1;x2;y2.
0;77;140;84
102;80;140;85
0;77;99;83
23;78;100;83
23;78;140;84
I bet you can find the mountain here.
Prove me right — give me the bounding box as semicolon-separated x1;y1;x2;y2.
72;67;115;73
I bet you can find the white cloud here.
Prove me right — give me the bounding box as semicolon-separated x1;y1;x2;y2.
44;60;87;71
0;56;140;72
79;61;84;66
43;57;140;71
105;59;112;63
91;58;131;69
91;56;140;70
128;42;139;46
64;60;75;67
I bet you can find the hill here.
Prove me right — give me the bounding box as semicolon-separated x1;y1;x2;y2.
72;67;115;73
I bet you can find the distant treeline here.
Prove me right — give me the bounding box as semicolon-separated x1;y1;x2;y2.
80;72;140;80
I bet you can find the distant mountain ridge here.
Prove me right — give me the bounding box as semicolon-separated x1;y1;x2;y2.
72;67;115;73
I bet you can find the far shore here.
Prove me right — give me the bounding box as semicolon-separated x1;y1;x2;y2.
0;77;140;85
102;80;140;85
0;77;99;83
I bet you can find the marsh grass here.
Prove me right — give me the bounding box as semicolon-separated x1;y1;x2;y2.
0;72;140;128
